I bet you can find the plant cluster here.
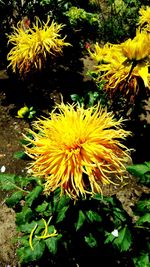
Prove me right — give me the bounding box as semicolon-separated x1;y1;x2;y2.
87;6;150;117
0;160;149;266
0;1;150;267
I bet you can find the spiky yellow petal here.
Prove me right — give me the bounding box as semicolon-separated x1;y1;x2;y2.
138;6;150;32
7;17;71;75
121;32;150;61
24;103;131;199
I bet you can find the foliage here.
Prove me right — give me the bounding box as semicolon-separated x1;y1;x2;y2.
0;1;150;267
127;161;150;186
70;79;108;108
0;160;150;266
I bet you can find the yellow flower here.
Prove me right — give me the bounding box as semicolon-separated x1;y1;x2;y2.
89;42;124;64
17;106;29;118
138;6;150;31
121;32;150;61
89;41;150;97
7;17;71;75
24;103;131;199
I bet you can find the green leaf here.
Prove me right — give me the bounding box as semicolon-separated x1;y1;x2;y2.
36;201;49;213
113;208;126;223
45;229;62;255
136;214;150;225
13;151;29;160
92;193;103;201
104;231;116;244
17;240;45;263
70;94;80;102
56;195;70;212
143;172;150;186
133;253;150;267
86;210;102;223
75;210;86;231
18;221;38;233
16;206;32;225
56;206;69;223
136;199;150;212
0;173;16;190
18;236;29;246
127;163;150;177
144;162;150;168
43;203;53;216
84;233;97;248
5;191;23;207
45;237;58;255
114;226;132;251
25;185;43;207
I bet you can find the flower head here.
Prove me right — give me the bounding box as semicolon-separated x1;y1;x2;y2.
7;17;70;75
121;32;150;61
89;40;150;98
138;6;150;32
24;103;131;199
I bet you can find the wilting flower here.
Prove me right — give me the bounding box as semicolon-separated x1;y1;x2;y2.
138;6;150;32
24;103;131;199
121;31;150;61
7;17;70;75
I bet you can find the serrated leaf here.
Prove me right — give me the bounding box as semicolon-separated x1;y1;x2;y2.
17;240;45;263
114;226;132;251
136;199;150;212
104;231;116;244
56;206;69;223
0;173;16;190
136;214;150;225
18;221;37;233
84;233;97;248
45;230;62;255
25;185;43;207
6;191;23;207
127;163;150;177
86;210;102;223
56;194;70;211
35;201;49;213
18;236;29;246
75;210;86;231
43;203;53;216
16;206;32;225
133;253;150;267
113;208;126;223
45;237;58;255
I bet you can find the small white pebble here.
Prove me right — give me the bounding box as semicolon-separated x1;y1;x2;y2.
111;229;119;237
0;165;6;172
27;169;32;174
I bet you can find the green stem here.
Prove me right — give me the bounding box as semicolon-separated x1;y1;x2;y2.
6;179;29;193
122;60;137;91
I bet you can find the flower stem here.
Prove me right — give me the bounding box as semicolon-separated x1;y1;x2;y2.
122;60;137;91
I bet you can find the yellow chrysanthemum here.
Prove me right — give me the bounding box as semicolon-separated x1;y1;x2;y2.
89;40;150;97
121;31;150;61
138;6;150;31
7;17;70;74
24;103;131;199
